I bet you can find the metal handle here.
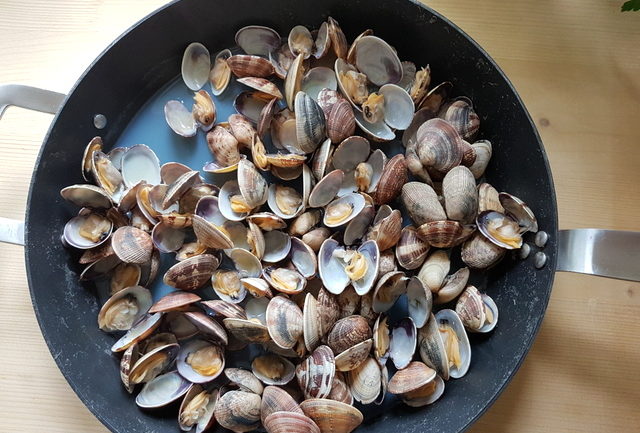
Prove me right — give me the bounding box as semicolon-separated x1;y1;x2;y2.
0;84;66;246
557;229;640;282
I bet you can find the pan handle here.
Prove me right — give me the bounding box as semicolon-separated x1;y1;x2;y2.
0;84;66;246
557;229;640;282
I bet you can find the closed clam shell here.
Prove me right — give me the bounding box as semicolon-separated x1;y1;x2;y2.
295;91;327;154
417;220;464;249
347;356;381;404
213;390;261;433
443;165;478;223
372;271;407;313
317;287;340;337
300;398;363;433
289;210;321;236
417;250;450;293
266;296;303;349
455;285;485;331
401;181;446;226
366;208;402;251
163;253;220;290
264;411;320;433
388;361;436;394
396;225;430;270
303;227;331;252
461;231;506;269
439;97;480;142
201;299;247;320
416;118;464;173
326;97;356;144
223;318;270;343
478;182;505;214
227;54;274;78
335;338;373;372
469;139;492;179
436;267;470;304
149;291;201;313
295;345;335;399
111;226;152;264
206;125;240;170
261;386;304;425
417;314;449;380
373;154;407;205
327;315;372;355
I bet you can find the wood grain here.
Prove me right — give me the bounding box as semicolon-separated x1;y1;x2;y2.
0;1;638;432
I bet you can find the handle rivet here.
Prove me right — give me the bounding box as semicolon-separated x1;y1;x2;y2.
93;113;107;129
534;231;548;248
534;252;547;269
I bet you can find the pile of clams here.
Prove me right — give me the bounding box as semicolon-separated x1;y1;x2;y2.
60;18;544;433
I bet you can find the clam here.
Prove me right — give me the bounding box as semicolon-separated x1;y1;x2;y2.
261;386;304;425
178;386;219;432
347;356;381;404
418;80;453;113
251;353;296;385
213;390;261;433
439;97;480;142
303;293;321;352
354;36;402;86
194;196;226;225
201;299;247;320
417;220;467;248
301;67;337;101
149;291;201;314
111;226;152;263
205;125;241;172
366;206;402;251
225;368;263;395
263;266;306;294
343;205;375;245
295;91;327;154
264;411;321;433
377;84;415;130
335;58;369;107
335;338;373;372
163;253;220;290
317;287;340;337
180;183;219;214
128;343;179;385
327;372;353;405
323;193;365;228
268;184;304;219
211;269;247;304
372;271;407;313
290;237;318;279
478;183;505;214
284;53;305;110
182;42;210;91
289;25;314;58
111;313;163;352
234;91;272;123
373;314;390;366
227;54;275;78
237;77;283;99
192;90;216;131
388;361;444;407
308;169;344;208
60;184;112;209
135;371;191;409
435;309;471;379
418;250;450;293
163;170;201;209
328;17;348;59
91;151;125;201
165;312;199;341
296;345;335;399
435;267;470;304
219;180;251;221
417;313;449;379
63;212;113;250
210;49;232;96
235;25;281;56
416;118;464;173
300;399;363;433
312;21;331;59
373;154;408;205
337;287;361;319
406;276;432;328
354;111;395;142
443;165;478;223
258;97;279;137
237;158;268;209
151;222;185;253
271;42;297;80
455;285;498;333
247;212;287;233
165;100;197;137
303;227;331;252
262;229;292;262
289;210;321;236
81;136;103;181
120;343;139;393
396;225;430;270
469;139;492;179
327;315;372;355
310;137;333;181
332;136;370;172
177;339;225;383
184;311;228;345
136;183;180;224
223;317;270;343
110;262;141;294
266;296;303;349
98;285;152;332
318;239;379;295
499;192;538;233
476;211;523;249
389;317;417;369
79;252;120;281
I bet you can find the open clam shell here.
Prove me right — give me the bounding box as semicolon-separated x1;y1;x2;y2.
91;151;125;202
60;184;112;209
225;368;263;395
210;49;232;96
266;296;304;349
372;271;407;313
476;211;523;250
211;269;247;304
247;212;287;231
373;313;390;366
354;35;402;86
323;193;366;228
251;353;296;385
63;212;113;250
236;25;281;56
349;240;380;296
284;53;304;110
262;230;292;262
296;345;335;399
435;309;471;379
268;184;305;220
98;285;152;332
301;67;337;101
178;385;219;432
318;239;349;294
182;42;210;91
165;100;197;137
234;90;271;123
308;169;344;208
288;25;314;59
355;111;395;142
111;313;163;353
417;250;451;293
417;313;449;380
499;192;538;233
455;286;499;333
223;317;270;343
406;276;432;328
151;222;185;253
136;371;191;409
388;361;444;407
128;343;179;385
290;237;318;279
263;266;306;295
390;317;417;370
332;136;370;172
347;356;381;404
82;136;103;181
177;339;225;383
218;180;250;221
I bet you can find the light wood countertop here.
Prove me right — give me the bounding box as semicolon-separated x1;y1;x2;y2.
0;1;638;432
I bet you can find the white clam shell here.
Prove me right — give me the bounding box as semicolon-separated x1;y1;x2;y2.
165;100;197;137
354;36;402;86
323;193;366;228
262;230;292;263
120;144;161;189
136;371;191;409
435;309;471;379
182;42;211;91
379;83;414;130
301;67;337;101
235;25;281;56
219;180;249;221
318;239;350;295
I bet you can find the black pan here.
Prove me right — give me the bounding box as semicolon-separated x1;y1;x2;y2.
0;1;637;432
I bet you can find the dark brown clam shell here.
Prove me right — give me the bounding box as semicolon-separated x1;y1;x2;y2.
373;154;408;205
327;315;372;355
227;54;275;78
416;118;464;173
163;253;220;290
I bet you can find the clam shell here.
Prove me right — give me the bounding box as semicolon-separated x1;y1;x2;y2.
82;136;103;181
373;154;407;205
111;226;152;264
337;287;361;319
335;338;373;372
91;151;125;202
237;77;283;99
416;118;464;173
401;181;447;226
261;386;303;425
267;184;305;220
211;269;247;304
435;309;471;379
406;276;432;328
396;225;430;270
366;208;402;251
439;97;480;142
478;183;505;214
247;212;287;231
327;372;353;405
262;230;292;262
288;25;314;58
312;21;331;59
235;25;281;56
373;313;390;366
192;214;234;249
388;361;436;395
178;385;218;432
302;67;337;102
296;345;335;399
234;91;271;123
120;343;139;393
354;36;402;86
177;339;225;383
135;371;191;409
184;311;228;345
469;139;492;179
323;193;366;228
390;317;417;370
443;165;478;223
302;227;331;252
263;267;306;295
111;313;163;353
326;97;356;144
327;315;372;355
318;239;349;294
227;54;274;78
417;313;449;380
403;106;439;149
372;271;407;313
237;158;268;208
347;356;381;404
194;196;226;226
284;53;305;110
149;291;201;313
328;17;348;59
354;111;395;142
311;137;333;181
461;231;506;269
165;312;199;341
417;250;450;293
295;91;327;154
289;210;321;236
97;285;152;332
110;262;141;295
300;399;363;433
332;136;370;172
308;169;344;208
60;184;112;209
251;353;295;386
264;411;320;433
210;49;232;96
63;213;113;250
218;180;250;221
205;125;240;171
436;267;470;304
223;317;270;343
163;253;219;290
343;205;375;246
317;287;340;337
379;83;414;130
163;170;201;209
303;293;321;352
182;42;210;91
266;296;304;349
417;220;465;248
351;240;380;296
151;222;185;253
201;299;247;320
418;81;453;112
499;192;538;233
258;97;279;138
290;237;318;279
213;390;261;433
165;100;197;137
128;343;179;385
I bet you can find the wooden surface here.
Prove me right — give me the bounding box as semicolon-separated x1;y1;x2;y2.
0;1;639;432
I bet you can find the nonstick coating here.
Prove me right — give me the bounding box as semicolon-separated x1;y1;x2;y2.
24;0;558;432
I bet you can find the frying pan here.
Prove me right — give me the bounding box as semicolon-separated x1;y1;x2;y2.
0;1;638;432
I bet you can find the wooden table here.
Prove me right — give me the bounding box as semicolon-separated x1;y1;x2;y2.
0;1;638;432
